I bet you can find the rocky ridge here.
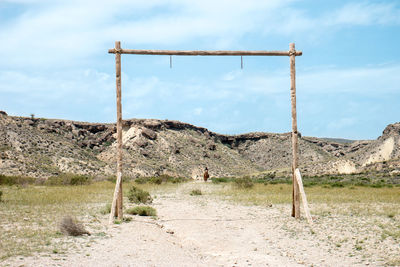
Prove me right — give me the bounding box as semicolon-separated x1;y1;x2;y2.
1;111;399;178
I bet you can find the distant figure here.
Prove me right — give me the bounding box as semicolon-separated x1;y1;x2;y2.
203;167;209;182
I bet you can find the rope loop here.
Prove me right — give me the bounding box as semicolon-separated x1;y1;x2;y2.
114;48;122;54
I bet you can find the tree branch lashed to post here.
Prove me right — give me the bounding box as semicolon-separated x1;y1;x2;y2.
108;42;303;223
109;41;123;224
290;43;300;218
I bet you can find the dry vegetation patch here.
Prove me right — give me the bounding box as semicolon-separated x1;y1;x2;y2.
0;180;179;260
59;216;90;236
1;177;399;265
213;183;400;265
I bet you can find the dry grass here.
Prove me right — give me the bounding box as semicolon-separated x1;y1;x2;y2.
1;180;399;265
0;181;178;260
215;183;400;204
59;216;90;236
126;206;157;217
213;183;400;265
0;182;110;259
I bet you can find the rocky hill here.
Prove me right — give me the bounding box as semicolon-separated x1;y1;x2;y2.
0;111;399;179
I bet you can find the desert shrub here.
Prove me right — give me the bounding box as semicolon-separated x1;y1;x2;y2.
330;182;344;188
123;217;132;222
263;172;276;179
134;177;147;184
100;203;111;215
45;173;92;186
149;176;163;184
234;176;254;189
267;177;291;185
103;141;112;147
370;183;383;188
190;189;202;196
127;186;152;204
106;176;116;183
170;176;187;183
0;190;2;201
135;175;189;185
211;177;232;184
303;181;317;187
0;174;35;185
59;216;90;236
126;206;157;216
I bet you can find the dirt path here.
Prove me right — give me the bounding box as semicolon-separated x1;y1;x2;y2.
3;182;393;266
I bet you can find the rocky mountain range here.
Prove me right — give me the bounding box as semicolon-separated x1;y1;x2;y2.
1;111;399;179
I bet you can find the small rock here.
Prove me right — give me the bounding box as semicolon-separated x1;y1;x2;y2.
141;128;157;140
135;138;148;148
207;142;216;151
166;229;174;234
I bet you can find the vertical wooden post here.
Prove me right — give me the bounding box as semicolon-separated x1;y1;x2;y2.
290;43;300;218
109;41;123;223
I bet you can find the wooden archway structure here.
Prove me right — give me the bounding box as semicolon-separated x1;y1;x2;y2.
108;41;303;223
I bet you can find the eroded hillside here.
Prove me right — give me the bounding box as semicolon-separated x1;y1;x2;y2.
1;111;399;178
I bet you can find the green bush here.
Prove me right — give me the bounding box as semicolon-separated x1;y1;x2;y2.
0;174;35;185
106;176;116;183
170;177;187;183
211;177;232;183
370;183;383;188
45;173;92;186
134;177;147;184
234;176;254;189
190;189;202;196
263;172;276;179
127;186;152;204
330;182;344;188
135;175;189;185
126;206;157;216
149;176;163;184
100;203;111;215
0;190;2;201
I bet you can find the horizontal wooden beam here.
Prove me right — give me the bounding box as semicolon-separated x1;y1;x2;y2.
108;49;302;56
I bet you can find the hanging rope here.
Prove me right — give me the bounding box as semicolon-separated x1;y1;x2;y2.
241;56;243;69
170;55;172;68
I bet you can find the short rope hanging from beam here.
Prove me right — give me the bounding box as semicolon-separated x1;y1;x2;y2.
241;56;243;69
170;55;172;68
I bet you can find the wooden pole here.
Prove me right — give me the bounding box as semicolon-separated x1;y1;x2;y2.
107;42;303;221
108;49;302;57
290;43;300;219
294;169;313;224
109;41;123;223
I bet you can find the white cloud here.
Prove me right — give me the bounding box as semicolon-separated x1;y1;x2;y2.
0;68;115;120
270;1;400;36
331;2;400;26
193;107;202;115
221;70;243;81
298;64;400;94
2;1;399;69
327;117;357;131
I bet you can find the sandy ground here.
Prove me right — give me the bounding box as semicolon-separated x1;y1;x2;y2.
3;182;399;266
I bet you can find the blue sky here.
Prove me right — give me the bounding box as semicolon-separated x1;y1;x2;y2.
0;0;399;140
